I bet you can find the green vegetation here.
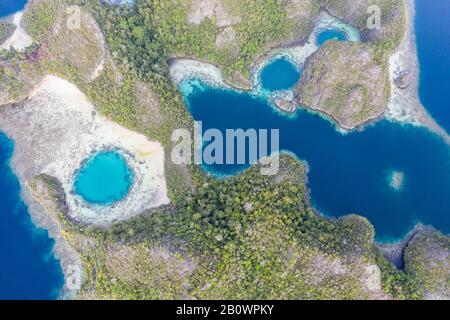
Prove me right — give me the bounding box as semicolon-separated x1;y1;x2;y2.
375;252;422;299
97;0;301;86
4;0;447;300
23;0;59;41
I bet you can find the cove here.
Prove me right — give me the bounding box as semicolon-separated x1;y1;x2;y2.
316;29;347;46
0;132;64;299
180;78;450;241
415;0;450;134
74;151;133;205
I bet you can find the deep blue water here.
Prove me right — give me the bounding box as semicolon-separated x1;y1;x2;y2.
416;0;450;134
316;29;347;46
0;0;64;300
0;133;63;299
260;58;301;91
0;0;26;18
74;151;133;205
182;79;450;241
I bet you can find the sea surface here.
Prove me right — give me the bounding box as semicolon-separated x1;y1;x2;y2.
74;151;133;205
415;0;450;134
183;79;450;241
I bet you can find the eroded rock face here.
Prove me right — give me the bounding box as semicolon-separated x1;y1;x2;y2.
296;41;388;129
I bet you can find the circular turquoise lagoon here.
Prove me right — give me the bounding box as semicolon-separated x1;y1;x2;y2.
316;29;348;46
74;151;133;205
260;58;301;91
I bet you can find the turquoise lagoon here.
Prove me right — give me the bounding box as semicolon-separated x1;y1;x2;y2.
74;151;133;205
316;29;348;46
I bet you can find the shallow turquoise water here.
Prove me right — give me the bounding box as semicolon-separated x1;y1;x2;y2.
74;151;133;205
316;29;347;46
181;71;450;241
260;58;301;91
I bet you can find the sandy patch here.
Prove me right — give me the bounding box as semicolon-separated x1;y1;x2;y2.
0;11;33;52
215;26;236;49
0;75;170;226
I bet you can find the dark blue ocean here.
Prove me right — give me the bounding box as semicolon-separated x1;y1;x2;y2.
416;0;450;133
0;0;448;298
1;1;64;300
0;133;63;299
0;0;27;18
